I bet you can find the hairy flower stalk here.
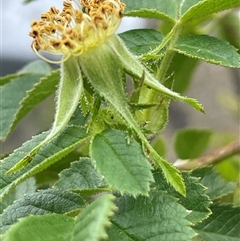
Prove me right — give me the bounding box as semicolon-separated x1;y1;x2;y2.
8;0;203;195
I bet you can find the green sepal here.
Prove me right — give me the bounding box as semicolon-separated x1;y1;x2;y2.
110;34;204;113
7;56;83;174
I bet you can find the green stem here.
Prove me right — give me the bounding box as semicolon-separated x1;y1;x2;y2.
137;24;183;126
156;23;183;81
143;24;178;61
138;24;184;128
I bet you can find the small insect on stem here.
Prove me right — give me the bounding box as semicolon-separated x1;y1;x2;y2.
26;155;33;164
6;153;35;174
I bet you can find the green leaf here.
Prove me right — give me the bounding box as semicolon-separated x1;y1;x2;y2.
0;73;45;140
174;128;212;159
1;189;85;234
179;0;203;16
154;154;187;196
4;214;75;241
7;56;84;174
0;125;89;200
107;191;196;241
233;185;240;207
34;151;80;185
175;35;240;68
90;129;154;196
68;106;90;127
33;107;90;185
119;29;164;56
192;166;237;200
181;0;240;23
89;106;127;133
18;60;52;75
10;70;59;139
153;170;211;223
54;158;105;190
0;178;35;215
4;194;116;241
0;60;50;86
72;194;116;241
194;203;240;241
124;0;178;21
0;73;28;86
0;60;52;139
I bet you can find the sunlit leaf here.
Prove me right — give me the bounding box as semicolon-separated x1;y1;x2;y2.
124;0;178;21
181;0;240;22
119;29;164;56
90;129;154;196
175;35;240;68
4;214;74;241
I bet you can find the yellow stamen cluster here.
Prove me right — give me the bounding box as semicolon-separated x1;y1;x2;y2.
29;0;125;63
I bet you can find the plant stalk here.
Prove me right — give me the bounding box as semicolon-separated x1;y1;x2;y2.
156;23;183;82
174;140;240;170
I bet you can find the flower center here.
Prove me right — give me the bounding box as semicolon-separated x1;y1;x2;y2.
29;0;125;63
